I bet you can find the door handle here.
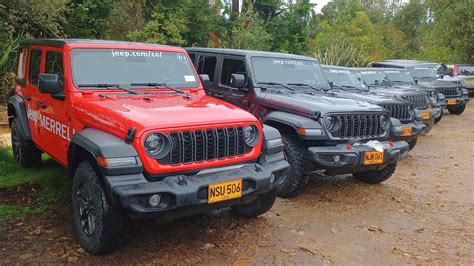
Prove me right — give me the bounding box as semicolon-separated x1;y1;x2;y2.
38;102;47;109
24;95;31;101
214;94;225;99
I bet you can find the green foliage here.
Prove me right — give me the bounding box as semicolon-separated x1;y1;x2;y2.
64;0;114;38
314;41;372;67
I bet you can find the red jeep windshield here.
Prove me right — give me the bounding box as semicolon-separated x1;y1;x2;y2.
70;49;198;88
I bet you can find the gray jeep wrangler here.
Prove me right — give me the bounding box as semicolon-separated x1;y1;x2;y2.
186;48;410;198
322;65;426;150
372;60;470;115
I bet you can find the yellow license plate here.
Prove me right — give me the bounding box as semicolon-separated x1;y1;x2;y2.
465;78;473;83
422;112;430;120
208;179;242;204
401;127;412;136
447;99;457;105
364;151;384;165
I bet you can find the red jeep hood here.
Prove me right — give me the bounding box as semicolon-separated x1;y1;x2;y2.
73;91;257;134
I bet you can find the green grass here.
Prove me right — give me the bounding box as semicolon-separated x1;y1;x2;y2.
0;147;70;224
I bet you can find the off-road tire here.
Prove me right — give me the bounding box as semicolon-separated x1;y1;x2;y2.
434;110;443;124
352;163;397;184
276;133;311;198
11;118;42;167
447;104;466;115
72;161;130;255
408;138;417;151
231;188;277;218
423;118;434;134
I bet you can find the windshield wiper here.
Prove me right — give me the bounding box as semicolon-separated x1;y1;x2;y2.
77;83;138;94
130;82;186;95
287;83;327;91
257;82;295;91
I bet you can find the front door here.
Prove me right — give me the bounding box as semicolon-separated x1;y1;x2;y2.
215;57;250;110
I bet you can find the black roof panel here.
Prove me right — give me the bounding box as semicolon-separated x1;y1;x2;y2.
185;47;316;61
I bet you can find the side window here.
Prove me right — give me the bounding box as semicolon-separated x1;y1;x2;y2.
45;51;64;93
17;48;28;83
29;49;42;86
221;58;246;86
197;55;217;83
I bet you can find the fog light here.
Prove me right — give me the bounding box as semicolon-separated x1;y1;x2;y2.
333;155;340;163
270;174;276;183
149;194;161;207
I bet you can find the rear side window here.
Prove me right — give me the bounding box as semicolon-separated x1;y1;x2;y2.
197;56;217;82
29;49;42;86
45;51;64;93
221;58;246;86
17;48;28;83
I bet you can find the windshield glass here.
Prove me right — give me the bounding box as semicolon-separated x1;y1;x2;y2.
359;70;389;86
250;57;329;88
70;49;198;88
322;68;366;90
458;65;474;75
408;67;437;79
383;70;414;84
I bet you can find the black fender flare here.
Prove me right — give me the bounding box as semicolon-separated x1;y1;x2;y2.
69;128;143;176
263;111;322;130
8;95;32;141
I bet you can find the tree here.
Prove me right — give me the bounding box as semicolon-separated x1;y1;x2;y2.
64;0;113;38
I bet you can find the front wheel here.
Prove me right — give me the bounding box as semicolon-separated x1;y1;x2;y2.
72;161;130;255
11;118;42;167
408;138;417;151
423;118;434;134
447;104;466;115
231;189;277;218
434;110;443;124
352;163;397;184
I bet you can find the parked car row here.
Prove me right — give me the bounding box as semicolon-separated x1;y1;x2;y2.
7;39;470;254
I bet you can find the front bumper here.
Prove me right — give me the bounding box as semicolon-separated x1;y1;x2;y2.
104;156;288;219
390;121;426;141
445;97;470;107
307;140;409;175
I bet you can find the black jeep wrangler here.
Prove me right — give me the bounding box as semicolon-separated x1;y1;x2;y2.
321;65;426;150
371;61;470;115
354;68;439;133
186;48;409;197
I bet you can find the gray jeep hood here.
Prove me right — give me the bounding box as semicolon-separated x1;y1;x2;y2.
330;90;408;105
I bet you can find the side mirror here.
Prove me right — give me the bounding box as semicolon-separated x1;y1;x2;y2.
230;74;246;91
39;74;60;94
329;81;334;89
199;74;211;91
414;79;418;85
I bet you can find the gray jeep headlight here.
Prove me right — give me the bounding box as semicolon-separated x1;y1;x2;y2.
324;115;336;131
243;125;259;147
144;133;171;159
430;91;439;101
380;114;390;130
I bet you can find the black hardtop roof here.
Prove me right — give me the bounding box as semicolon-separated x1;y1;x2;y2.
185;47;316;61
20;38;170;48
371;60;439;68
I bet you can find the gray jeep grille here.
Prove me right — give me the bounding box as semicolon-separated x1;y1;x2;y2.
165;127;250;165
402;94;430;109
436;87;459;96
380;104;412;121
327;113;387;140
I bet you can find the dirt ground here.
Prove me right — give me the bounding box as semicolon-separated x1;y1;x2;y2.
1;104;473;265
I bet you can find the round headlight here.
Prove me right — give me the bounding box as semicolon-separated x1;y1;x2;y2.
324;115;336;131
243;125;259;147
380;114;390;129
144;133;170;159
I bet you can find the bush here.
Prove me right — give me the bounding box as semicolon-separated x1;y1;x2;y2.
314;41;372;67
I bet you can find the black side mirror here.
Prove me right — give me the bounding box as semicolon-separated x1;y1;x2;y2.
414;79;418;85
230;74;246;91
329;81;334;89
39;74;60;94
199;74;211;91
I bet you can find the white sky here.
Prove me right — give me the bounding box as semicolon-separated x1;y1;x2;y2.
311;0;331;13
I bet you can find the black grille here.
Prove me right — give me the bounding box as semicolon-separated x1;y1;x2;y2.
402;94;429;109
328;113;386;140
380;104;412;121
436;87;459;96
166;127;250;165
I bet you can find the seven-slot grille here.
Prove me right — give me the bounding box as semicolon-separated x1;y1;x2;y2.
380;104;412;121
402;94;429;109
165;127;250;165
436;87;459;96
328;113;386;140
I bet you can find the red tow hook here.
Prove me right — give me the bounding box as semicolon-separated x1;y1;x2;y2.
388;140;395;147
346;143;352;151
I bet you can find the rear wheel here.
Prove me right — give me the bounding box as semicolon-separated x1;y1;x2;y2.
352;163;397;184
434;110;443;124
72;161;130;255
231;189;277;218
447;104;466;115
408;138;417;151
11;118;42;167
276;133;311;198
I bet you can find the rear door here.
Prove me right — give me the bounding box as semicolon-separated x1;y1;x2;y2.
24;47;44;145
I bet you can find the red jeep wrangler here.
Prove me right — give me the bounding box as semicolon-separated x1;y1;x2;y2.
8;39;288;254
